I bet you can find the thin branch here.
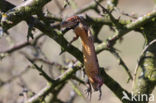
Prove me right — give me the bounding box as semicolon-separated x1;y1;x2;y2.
30;58;65;69
126;9;156;30
109;48;133;82
0;66;30;88
0;41;30;54
69;80;85;97
49;82;66;103
72;0;104;15
23;53;55;83
26;84;51;103
133;39;156;86
0;34;43;54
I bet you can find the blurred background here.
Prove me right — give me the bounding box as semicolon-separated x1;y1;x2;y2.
0;0;156;103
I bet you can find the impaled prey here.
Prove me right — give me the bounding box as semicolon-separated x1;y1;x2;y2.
61;16;103;92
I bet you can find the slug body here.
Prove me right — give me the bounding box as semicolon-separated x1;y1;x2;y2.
61;16;103;91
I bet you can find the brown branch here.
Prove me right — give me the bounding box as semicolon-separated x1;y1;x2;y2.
0;66;30;88
0;34;43;54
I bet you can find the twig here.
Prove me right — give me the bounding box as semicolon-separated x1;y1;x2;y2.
26;57;63;66
0;34;44;54
93;0;119;25
23;53;55;83
109;48;133;82
133;39;156;83
0;66;30;88
126;9;156;30
72;0;104;15
0;41;30;54
69;80;84;97
116;8;138;19
49;82;66;102
26;84;51;103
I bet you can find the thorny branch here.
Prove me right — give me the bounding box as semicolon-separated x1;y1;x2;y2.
25;54;55;83
109;48;133;82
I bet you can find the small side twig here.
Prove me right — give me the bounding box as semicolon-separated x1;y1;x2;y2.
0;34;44;54
72;0;104;15
22;52;55;83
109;48;133;82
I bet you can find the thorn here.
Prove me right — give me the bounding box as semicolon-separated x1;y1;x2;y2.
27;26;34;41
27;18;35;41
59;49;65;55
